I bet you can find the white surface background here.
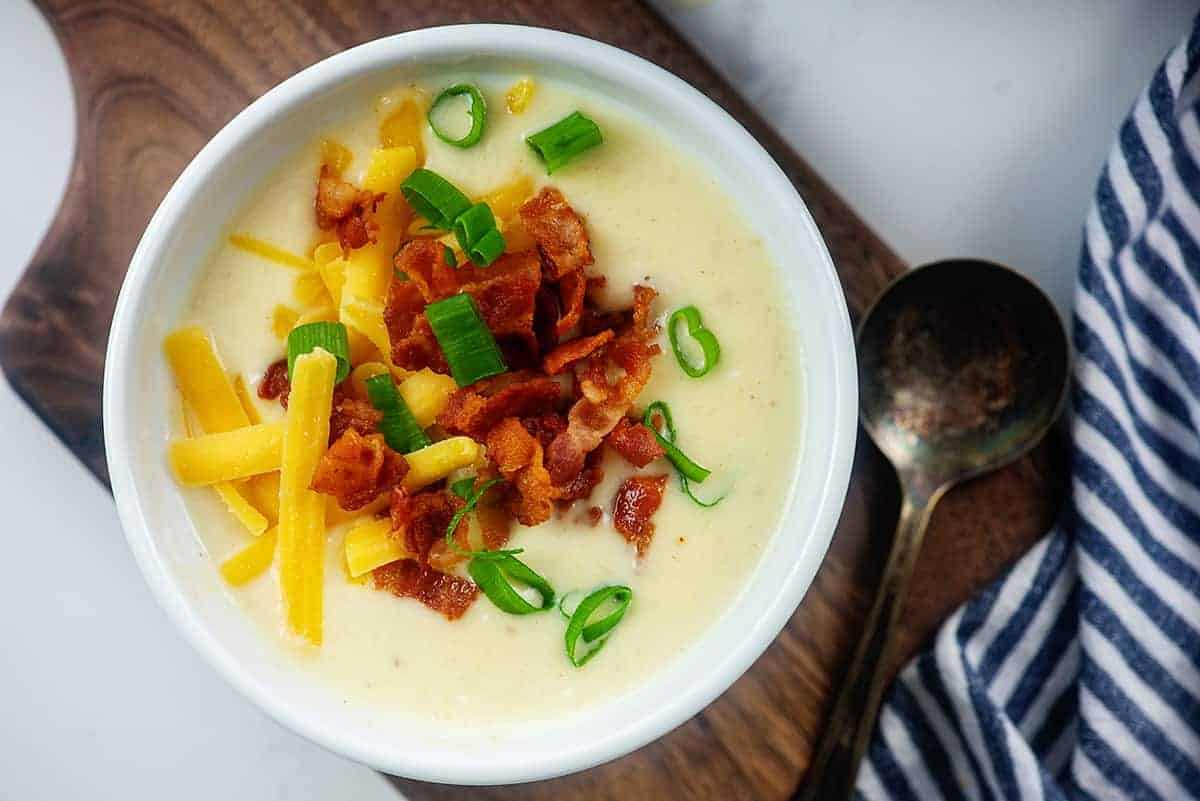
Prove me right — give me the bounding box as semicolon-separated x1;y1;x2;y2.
1;1;1193;798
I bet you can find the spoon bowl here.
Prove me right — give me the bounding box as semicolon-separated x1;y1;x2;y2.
798;259;1069;801
857;259;1069;495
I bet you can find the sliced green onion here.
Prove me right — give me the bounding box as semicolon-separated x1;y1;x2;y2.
643;400;726;508
450;477;475;500
642;401;709;481
425;293;507;386
428;83;487;148
668;305;721;378
564;585;633;667
445;478;522;559
400;168;471;229
525;111;603;174
469;554;555;615
287;321;350;383
453;202;506;267
365;373;431;453
442;245;458;268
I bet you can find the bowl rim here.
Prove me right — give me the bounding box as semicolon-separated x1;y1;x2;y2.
103;23;857;784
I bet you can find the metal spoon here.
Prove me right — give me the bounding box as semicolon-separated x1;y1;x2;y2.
797;259;1070;801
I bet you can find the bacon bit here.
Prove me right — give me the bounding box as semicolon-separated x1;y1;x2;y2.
390;489;466;566
373;559;477;620
391;315;449;373
315;166;385;252
459;251;541;359
606;417;666;468
395;239;456;303
519;187;594;280
586;506;603;527
521;412;568;449
556;269;588;338
579;305;629;337
315;166;359;228
438;378;563;439
612;474;668;557
630;284;657;334
310;430;408;511
258;359;290;404
384;273;426;336
486;418;554;526
387;244;542;370
545;287;661;485
542;329;614;375
553;448;604;504
474;471;515;552
329;397;383;443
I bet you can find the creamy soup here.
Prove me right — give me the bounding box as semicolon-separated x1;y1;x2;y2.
173;74;803;730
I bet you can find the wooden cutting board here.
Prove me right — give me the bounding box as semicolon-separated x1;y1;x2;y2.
5;2;1066;799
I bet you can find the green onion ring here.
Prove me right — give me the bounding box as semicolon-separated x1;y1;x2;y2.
668;305;721;378
428;83;487;148
564;585;633;667
468;554;555;615
286;321;351;384
424;293;508;386
444;478;522;559
453;202;506;267
399;168;472;230
525;111;604;174
643;400;726;508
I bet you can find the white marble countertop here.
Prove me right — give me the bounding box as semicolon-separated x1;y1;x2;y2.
1;1;1193;798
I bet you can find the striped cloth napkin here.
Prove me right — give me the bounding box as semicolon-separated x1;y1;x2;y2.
855;19;1200;801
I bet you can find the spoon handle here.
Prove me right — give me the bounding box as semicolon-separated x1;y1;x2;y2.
795;492;937;801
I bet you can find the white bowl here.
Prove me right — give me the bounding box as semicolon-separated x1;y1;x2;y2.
103;24;857;785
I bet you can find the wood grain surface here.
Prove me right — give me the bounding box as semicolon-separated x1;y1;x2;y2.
5;2;1067;799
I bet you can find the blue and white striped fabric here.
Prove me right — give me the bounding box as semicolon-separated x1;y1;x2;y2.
856;19;1200;801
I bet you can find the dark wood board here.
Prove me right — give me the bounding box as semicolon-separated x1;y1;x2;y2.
5;2;1067;799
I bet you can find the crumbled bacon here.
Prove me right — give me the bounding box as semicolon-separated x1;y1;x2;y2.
612;474;668;557
486;418;555;526
329;397;382;443
391;315;449;374
586;506;603;527
533;285;561;351
520;187;594;280
386;242;542;371
521;412;568;449
310;430;408;511
556;269;588;338
394;239;455;302
258;359;290;404
315;166;385;252
606;417;666;468
390;489;466;567
462;251;542;359
373;560;477;620
542;329;614;375
544;286;660;485
553;448;604;504
438;378;563;439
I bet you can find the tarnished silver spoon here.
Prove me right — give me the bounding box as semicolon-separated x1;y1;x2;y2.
797;259;1070;801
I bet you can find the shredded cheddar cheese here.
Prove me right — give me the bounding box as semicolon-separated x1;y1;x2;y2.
229;234;315;271
220;528;278;587
505;78;536;114
278;349;337;645
345;518;409;578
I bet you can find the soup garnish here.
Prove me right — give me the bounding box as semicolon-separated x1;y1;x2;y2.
427;83;488;148
667;305;721;378
163;81;753;674
525;111;604;174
